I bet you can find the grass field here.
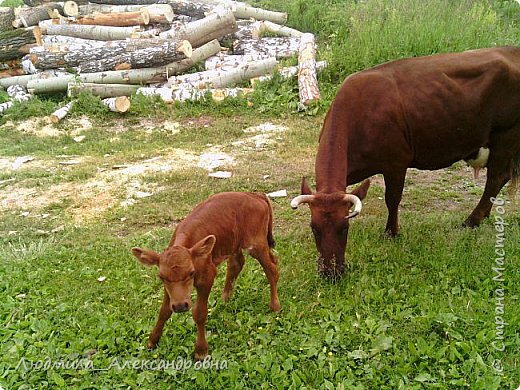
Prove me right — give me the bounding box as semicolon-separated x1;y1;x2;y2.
1;0;520;388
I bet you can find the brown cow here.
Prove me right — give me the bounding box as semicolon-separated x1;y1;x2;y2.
292;46;520;277
132;192;280;360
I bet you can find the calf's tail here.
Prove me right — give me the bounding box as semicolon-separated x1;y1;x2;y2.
264;194;276;248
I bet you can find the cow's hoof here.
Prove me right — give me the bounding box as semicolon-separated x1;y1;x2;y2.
462;218;480;229
383;229;399;239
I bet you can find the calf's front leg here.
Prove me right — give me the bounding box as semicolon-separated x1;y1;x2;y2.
192;279;214;361
148;289;173;349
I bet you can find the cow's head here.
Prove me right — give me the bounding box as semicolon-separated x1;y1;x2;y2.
131;235;216;312
291;178;370;278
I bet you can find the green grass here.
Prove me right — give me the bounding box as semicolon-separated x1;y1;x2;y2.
1;0;520;388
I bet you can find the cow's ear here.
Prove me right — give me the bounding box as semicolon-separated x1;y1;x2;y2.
190;235;216;259
132;247;160;267
351;179;370;201
301;177;314;195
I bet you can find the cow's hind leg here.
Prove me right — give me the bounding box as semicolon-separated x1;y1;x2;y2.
249;246;281;312
383;168;407;237
464;149;514;228
222;251;245;302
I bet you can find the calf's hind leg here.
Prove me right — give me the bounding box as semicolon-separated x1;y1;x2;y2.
249;246;281;312
222;251;245;301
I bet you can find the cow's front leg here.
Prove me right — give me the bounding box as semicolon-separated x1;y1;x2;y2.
148;289;173;349
192;280;214;361
383;168;407;237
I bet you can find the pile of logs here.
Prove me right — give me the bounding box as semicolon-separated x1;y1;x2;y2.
0;0;324;121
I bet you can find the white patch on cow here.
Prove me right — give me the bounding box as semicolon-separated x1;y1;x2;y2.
466;147;489;180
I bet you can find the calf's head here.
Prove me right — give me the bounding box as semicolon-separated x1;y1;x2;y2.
131;235;216;312
291;178;370;278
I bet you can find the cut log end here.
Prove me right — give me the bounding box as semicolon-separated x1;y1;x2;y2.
102;96;131;113
33;26;43;46
177;40;192;58
63;1;79;17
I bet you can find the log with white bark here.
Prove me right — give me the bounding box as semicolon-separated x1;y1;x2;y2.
25;39;220;93
78;4;174;24
159;7;236;48
167;57;277;89
102;96;130;112
63;1;80;17
253;60;327;84
297;33;319;106
49;101;73;123
233;37;300;59
137;86;253;103
29;37;192;72
67;82;139;98
0;7;15;30
0;69;68;89
0;29;36;61
0;101;14;115
17;3;63;28
40;23;142;40
251;20;302;39
72;10;150;27
205;53;269;71
219;1;287;24
7;84;33;102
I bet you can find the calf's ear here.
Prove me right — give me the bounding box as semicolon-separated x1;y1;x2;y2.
190;235;216;259
131;247;160;266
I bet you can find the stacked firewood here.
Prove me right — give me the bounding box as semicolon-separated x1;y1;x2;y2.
0;0;324;121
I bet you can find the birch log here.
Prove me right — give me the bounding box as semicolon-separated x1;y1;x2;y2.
0;7;15;30
219;1;287;24
167;57;277;89
137;86;253;103
102;96;130;112
73;10;150;27
159;7;237;48
17;3;63;28
253;60;327;84
0;69;69;89
251;20;303;39
297;33;319;106
0;101;14;115
29;38;192;72
40;24;141;40
25;39;220;93
67;82;139;98
0;29;36;61
7;84;33;102
233;37;300;59
205;54;269;71
49;101;73;123
78;4;174;24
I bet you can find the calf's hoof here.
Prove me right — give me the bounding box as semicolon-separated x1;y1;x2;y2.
270;300;281;312
194;349;208;361
147;339;158;350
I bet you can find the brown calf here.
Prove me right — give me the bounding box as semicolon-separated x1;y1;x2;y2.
131;192;281;360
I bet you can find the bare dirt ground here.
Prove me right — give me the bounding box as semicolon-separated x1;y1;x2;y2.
0;121;290;224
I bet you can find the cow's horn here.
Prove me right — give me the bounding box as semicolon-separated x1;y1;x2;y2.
344;194;362;219
290;195;315;209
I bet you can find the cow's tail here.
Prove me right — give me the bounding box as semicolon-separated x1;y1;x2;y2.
509;152;520;197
